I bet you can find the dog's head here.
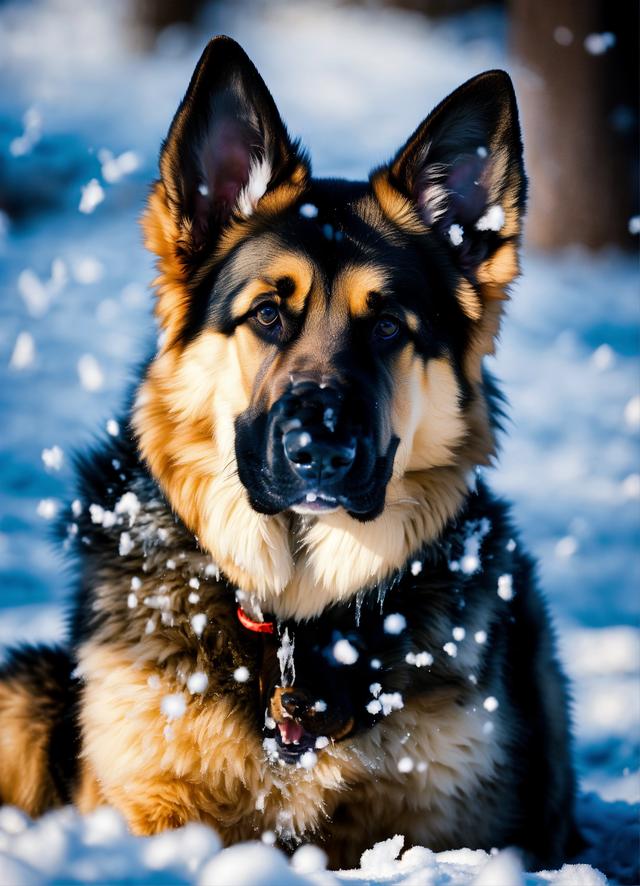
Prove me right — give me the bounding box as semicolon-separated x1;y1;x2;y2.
134;37;526;612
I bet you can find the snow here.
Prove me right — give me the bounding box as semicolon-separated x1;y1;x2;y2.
624;395;640;429
583;33;616;56
475;204;504;232
299;203;319;219
9;331;36;370
118;531;134;556
496;573;514;601
553;26;574;47
483;696;499;713
383;612;407;635
77;353;104;391
405;651;434;667
0;0;637;883
78;178;105;214
332;638;359;665
41;445;64;471
299;751;318;770
190;613;207;637
448;223;464;246
161;693;187;720
233;666;250;683
187;672;209;694
36;498;59;520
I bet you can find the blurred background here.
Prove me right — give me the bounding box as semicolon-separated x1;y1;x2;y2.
0;0;638;861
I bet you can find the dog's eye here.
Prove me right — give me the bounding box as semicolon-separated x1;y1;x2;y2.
373;315;401;341
255;302;280;328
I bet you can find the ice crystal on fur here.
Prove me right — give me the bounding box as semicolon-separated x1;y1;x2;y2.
410;560;423;576
474;630;487;644
443;641;458;658
397;756;414;773
277;628;296;684
451;517;491;575
452;626;466;641
483;696;499;713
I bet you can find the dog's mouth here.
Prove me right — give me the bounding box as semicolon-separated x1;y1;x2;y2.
289;492;339;515
273;719;317;762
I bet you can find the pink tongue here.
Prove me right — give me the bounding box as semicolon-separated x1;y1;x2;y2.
278;721;305;745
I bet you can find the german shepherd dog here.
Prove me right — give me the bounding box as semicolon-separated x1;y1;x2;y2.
0;37;578;869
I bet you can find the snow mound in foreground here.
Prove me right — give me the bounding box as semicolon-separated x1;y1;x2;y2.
0;805;615;886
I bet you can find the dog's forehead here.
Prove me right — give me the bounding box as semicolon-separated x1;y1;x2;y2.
216;178;436;321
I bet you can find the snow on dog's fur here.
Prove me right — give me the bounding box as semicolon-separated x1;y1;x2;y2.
0;36;579;869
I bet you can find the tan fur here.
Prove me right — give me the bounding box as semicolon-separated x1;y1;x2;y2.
334;264;389;316
76;641;507;864
0;680;61;815
228;252;314;319
369;169;427;236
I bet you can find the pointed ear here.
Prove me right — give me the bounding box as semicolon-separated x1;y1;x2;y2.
159;36;305;254
373;70;526;285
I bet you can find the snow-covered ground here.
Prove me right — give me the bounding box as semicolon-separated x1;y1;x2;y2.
0;0;638;883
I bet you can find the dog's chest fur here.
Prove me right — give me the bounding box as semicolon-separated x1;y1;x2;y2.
66;439;528;862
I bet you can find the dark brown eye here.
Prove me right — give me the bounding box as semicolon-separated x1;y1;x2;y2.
374;315;401;341
255;302;280;327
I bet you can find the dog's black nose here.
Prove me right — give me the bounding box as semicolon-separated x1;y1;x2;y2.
283;429;356;482
280;690;309;718
276;381;357;484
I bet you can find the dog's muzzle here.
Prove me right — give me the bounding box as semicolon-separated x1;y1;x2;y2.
270;380;358;507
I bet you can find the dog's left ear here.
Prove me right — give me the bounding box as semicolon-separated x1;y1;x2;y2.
158;36;305;254
373;70;526;286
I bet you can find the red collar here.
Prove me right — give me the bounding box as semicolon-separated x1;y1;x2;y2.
237;605;274;634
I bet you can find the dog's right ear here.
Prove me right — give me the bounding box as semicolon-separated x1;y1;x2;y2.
158;36;305;255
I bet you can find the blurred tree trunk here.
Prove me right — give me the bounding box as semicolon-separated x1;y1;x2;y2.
510;0;638;250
